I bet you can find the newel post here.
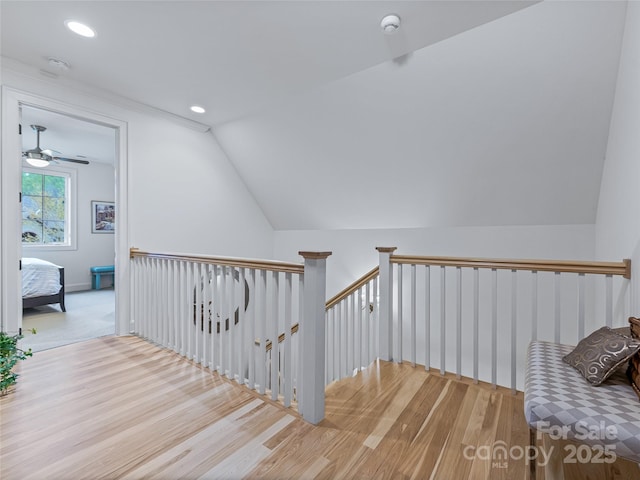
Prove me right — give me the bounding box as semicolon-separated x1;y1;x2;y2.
299;251;332;425
377;247;397;361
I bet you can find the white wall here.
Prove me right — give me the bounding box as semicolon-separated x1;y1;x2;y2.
128;123;274;257
274;224;596;299
23;162;116;291
596;2;640;313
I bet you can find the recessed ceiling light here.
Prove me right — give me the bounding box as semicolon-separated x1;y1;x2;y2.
190;105;206;114
65;20;96;38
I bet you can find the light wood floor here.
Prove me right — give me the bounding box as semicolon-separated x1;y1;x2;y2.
1;336;637;479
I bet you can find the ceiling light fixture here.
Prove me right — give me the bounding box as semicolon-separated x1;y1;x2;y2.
25;153;51;168
23;125;51;168
65;20;96;38
380;14;401;34
190;105;206;114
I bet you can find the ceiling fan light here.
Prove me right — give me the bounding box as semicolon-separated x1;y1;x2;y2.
24;152;50;168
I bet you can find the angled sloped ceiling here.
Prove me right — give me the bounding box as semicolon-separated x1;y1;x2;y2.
215;1;627;231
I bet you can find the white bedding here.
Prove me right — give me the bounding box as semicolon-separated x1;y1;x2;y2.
22;257;62;298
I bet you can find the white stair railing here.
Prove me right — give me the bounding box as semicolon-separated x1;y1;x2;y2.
324;267;380;385
130;248;330;424
380;249;631;392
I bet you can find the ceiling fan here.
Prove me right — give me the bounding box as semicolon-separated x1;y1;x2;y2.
23;125;90;167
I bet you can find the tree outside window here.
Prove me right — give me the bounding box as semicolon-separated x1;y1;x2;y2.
22;171;69;245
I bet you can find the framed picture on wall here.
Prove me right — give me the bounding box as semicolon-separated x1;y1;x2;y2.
92;201;115;233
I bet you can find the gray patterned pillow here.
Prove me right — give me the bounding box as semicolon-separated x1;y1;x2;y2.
563;326;640;386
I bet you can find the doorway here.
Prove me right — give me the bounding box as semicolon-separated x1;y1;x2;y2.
20;106;117;351
0;87;129;336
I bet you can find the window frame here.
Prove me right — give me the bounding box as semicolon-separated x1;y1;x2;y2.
21;166;78;251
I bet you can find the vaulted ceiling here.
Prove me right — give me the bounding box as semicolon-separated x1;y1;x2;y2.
1;1;629;230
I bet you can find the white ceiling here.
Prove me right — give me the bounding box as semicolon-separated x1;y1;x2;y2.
1;1;629;230
21;106;116;166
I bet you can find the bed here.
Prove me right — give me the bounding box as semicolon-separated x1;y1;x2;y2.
22;257;66;312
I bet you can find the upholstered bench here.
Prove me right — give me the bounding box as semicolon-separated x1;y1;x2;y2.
524;340;640;476
90;265;115;290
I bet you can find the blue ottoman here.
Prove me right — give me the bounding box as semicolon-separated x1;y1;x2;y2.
90;265;115;290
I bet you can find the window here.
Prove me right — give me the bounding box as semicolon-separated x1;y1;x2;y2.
22;168;75;248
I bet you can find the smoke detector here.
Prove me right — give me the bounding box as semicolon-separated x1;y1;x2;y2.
380;14;401;34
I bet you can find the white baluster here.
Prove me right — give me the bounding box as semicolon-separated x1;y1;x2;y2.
578;273;585;341
203;263;211;367
345;294;356;377
270;271;280;401
194;262;202;364
440;266;446;376
511;269;517;394
152;257;157;340
149;257;155;341
258;269;267;395
531;271;538;342
166;260;172;351
353;289;363;371
425;266;430;371
165;259;171;347
203;264;212;368
491;268;497;388
248;269;256;388
238;268;246;384
183;261;190;359
342;298;348;378
131;258;138;334
473;267;479;384
144;257;150;341
190;261;197;361
174;260;180;353
229;267;237;379
325;308;332;384
397;263;403;364
411;264;416;367
181;261;188;357
325;310;331;385
372;276;379;362
297;273;304;410
364;282;371;366
284;272;293;407
606;274;613;328
456;266;461;379
554;272;561;343
356;289;362;371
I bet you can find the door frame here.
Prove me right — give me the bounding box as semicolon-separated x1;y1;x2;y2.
1;87;130;335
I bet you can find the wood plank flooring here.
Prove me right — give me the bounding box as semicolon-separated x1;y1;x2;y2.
1;336;638;479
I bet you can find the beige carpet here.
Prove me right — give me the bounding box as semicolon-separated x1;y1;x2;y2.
20;289;115;352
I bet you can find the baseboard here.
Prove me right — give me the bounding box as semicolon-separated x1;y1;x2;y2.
66;283;92;293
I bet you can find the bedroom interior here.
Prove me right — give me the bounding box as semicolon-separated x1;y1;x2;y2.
19;106;117;350
1;1;639;478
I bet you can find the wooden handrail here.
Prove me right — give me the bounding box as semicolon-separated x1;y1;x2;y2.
325;266;380;310
390;255;631;279
130;248;304;274
261;323;300;352
261;264;380;351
